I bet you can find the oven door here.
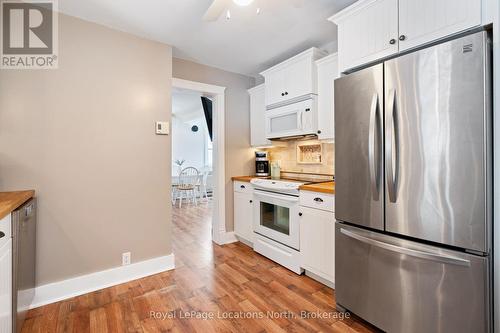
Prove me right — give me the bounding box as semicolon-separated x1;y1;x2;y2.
253;190;300;250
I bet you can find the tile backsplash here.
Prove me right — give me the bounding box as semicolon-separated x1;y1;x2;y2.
264;139;334;175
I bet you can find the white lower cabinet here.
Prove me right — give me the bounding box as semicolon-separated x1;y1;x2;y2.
233;182;254;244
299;194;335;285
0;215;12;333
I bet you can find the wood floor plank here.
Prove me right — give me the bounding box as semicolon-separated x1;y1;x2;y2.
23;201;379;332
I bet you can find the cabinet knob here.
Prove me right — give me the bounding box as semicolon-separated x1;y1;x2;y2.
285;92;288;95
0;231;4;239
317;130;322;134
314;197;324;203
399;35;406;41
240;185;245;189
389;38;396;45
249;200;253;203
281;93;285;96
298;212;303;217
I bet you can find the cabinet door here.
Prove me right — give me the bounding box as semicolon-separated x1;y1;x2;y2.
284;57;313;100
0;240;12;333
299;207;335;282
234;191;254;243
399;0;481;52
336;0;398;72
264;70;286;106
316;55;338;140
249;85;271;147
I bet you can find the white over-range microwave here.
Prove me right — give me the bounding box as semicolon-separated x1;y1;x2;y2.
265;97;318;140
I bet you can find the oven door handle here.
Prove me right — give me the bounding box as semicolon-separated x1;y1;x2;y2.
254;190;299;203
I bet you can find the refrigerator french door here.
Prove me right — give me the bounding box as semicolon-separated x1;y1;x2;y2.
334;31;491;333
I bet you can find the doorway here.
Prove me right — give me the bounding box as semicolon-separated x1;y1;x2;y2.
171;78;227;244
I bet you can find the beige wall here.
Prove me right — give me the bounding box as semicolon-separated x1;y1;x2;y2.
0;15;173;285
265;140;334;175
172;58;255;232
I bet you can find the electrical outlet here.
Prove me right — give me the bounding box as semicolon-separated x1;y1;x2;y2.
122;252;131;266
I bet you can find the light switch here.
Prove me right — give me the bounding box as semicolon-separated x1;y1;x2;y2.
155;121;169;135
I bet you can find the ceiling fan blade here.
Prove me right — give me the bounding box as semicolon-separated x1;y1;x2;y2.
203;0;231;21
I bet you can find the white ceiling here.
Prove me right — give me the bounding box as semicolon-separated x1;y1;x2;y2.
58;0;355;77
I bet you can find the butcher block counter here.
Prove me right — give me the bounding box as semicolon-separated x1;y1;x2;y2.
299;181;335;195
0;190;35;219
231;176;270;183
232;176;335;195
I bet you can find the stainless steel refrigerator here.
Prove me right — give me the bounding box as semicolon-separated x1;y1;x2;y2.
334;31;492;333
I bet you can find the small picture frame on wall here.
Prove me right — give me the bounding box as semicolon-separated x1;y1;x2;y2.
297;143;322;164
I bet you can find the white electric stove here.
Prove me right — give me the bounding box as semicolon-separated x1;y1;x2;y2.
249;173;333;274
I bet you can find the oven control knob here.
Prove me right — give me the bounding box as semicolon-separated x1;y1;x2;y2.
298;212;303;216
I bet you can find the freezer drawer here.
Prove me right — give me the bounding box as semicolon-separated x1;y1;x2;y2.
335;223;490;333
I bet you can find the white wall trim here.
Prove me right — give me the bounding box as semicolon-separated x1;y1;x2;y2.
30;254;175;309
172;78;226;95
172;77;227;245
219;231;238;244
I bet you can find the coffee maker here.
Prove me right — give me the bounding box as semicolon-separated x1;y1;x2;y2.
255;151;270;177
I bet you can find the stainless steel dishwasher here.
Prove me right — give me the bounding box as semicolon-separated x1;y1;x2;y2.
12;198;36;333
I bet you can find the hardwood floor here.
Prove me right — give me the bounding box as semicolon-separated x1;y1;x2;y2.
22;201;378;332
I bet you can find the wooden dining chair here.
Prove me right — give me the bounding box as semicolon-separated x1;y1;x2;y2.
176;167;200;207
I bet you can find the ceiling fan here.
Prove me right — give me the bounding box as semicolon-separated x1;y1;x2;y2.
203;0;304;21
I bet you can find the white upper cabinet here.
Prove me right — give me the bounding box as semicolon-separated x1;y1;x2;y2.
260;48;327;108
398;0;482;51
331;0;399;73
316;54;339;140
248;84;272;147
264;70;286;106
330;0;485;73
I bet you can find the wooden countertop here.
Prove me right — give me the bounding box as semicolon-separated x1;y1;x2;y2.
0;190;35;220
299;181;335;194
232;176;335;194
231;176;269;183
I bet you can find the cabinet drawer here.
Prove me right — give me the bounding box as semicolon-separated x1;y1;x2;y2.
0;215;11;249
300;191;334;212
233;181;253;194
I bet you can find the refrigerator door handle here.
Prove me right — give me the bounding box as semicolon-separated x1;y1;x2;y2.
386;89;398;202
368;93;380;199
340;228;471;266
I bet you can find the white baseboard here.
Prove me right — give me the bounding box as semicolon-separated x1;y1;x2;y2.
219;231;238;244
31;253;175;309
304;270;335;289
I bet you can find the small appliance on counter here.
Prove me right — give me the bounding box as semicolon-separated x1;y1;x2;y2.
270;161;281;179
255;151;269;177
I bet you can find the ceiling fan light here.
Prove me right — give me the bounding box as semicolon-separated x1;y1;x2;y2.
232;0;254;6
